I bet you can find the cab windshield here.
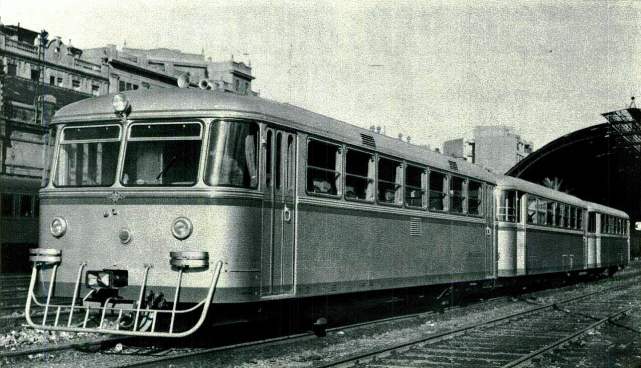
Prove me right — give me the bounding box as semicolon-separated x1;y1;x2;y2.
54;125;120;187
122;122;202;186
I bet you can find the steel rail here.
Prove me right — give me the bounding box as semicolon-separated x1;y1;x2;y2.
106;277;639;368
503;306;637;368
316;281;639;368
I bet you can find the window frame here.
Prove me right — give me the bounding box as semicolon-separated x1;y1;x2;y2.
449;175;466;215
404;163;427;209
466;179;483;217
343;147;375;203
121;120;204;188
54;123;123;188
305;137;342;199
376;155;403;207
428;169;448;212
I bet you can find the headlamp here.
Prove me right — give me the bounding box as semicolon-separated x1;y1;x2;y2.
172;217;193;240
50;217;67;237
112;93;130;114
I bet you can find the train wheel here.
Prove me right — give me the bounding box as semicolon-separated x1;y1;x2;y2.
312;317;327;337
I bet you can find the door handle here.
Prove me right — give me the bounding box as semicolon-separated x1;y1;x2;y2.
283;206;292;223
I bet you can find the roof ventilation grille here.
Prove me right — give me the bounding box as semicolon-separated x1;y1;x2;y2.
360;133;376;148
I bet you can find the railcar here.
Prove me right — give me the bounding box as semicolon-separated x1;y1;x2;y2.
25;86;630;337
585;202;629;274
0;175;40;273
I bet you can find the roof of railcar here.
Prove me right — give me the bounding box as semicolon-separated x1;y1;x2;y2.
495;176;586;207
586;201;629;218
53;89;497;182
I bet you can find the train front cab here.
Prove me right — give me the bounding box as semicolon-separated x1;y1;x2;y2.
586;202;629;274
495;177;587;278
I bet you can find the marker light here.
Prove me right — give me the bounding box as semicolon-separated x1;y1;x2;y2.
50;217;67;238
86;269;128;289
112;93;129;114
172;217;193;240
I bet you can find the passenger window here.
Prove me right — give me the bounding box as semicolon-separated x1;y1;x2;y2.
275;133;282;190
497;190;517;222
545;201;556;226
569;207;576;229
554;203;562;227
562;204;570;228
588;212;597;233
428;171;447;211
345;149;374;202
527;196;537;224
377;158;402;205
536;198;547;225
467;180;482;215
405;165;426;208
306;139;341;196
450;176;465;214
576;208;583;230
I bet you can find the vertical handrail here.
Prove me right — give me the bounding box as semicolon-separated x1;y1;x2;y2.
100;297;114;328
42;264;58;326
24;265;39;321
68;263;86;327
169;268;184;333
133;265;152;332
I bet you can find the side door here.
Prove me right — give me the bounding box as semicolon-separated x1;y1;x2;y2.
485;184;496;278
261;128;296;296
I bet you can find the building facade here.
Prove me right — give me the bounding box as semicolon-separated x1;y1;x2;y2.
443;126;533;174
83;45;256;95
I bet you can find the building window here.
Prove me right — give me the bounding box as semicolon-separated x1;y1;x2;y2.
429;171;447;211
306;139;341;196
142;82;150;89
234;79;240;92
405;165;425;208
119;81;126;92
19;195;33;217
31;69;40;81
49;76;56;85
377;157;402;205
1;194;15;217
126;82;132;91
72;79;81;90
56;77;64;87
468;180;482;215
7;63;17;76
133;84;139;90
91;84;100;96
345;149;374;202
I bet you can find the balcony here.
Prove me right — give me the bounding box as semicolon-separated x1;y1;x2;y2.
5;38;38;55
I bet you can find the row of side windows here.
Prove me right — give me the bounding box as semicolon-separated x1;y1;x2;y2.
497;190;584;231
305;138;484;215
526;195;584;230
598;214;628;235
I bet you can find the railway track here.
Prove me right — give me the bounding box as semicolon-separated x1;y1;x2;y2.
1;268;638;366
318;285;640;367
89;275;641;367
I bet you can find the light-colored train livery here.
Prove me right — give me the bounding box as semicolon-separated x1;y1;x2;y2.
26;88;629;337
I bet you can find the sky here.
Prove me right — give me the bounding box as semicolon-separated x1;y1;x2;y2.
1;0;640;149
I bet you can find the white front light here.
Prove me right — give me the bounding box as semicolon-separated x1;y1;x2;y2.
50;217;67;237
172;217;193;240
112;93;129;113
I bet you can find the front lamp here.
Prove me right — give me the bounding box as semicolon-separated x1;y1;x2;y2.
172;217;193;240
112;93;129;114
50;217;67;238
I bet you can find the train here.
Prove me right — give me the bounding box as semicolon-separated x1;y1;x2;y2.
0;175;40;273
25;86;630;337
